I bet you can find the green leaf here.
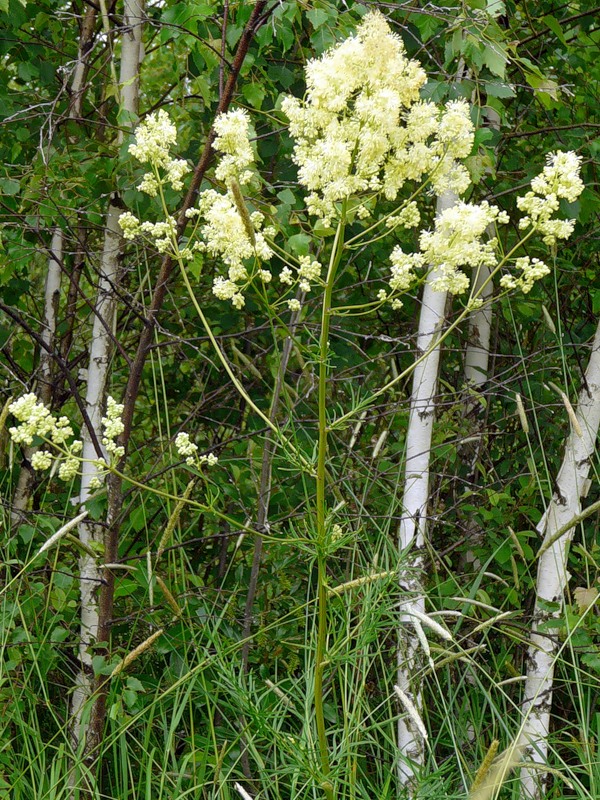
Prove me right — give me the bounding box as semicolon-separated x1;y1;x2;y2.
242;82;265;109
277;188;296;207
465;153;494;184
85;493;107;521
123;690;138;708
525;73;560;108
543;14;567;46
483;43;508;78
420;81;447;102
0;178;20;195
287;233;312;256
464;36;485;71
307;8;329;29
18;525;35;544
487;0;506;15
92;655;107;676
17;61;37;81
126;676;146;692
129;505;146;533
50;626;70;643
484;81;515;98
582;650;600;673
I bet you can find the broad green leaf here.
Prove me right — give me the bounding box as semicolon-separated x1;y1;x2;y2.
0;178;20;196
50;626;70;643
307;8;329;29
287;233;312;256
483;43;508;78
543;14;567;46
242;81;265;109
484;81;515;98
525;73;560;108
487;0;506;15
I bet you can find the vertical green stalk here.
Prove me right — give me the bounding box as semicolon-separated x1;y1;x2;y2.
314;210;346;800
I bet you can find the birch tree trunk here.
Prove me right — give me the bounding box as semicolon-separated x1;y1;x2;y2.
10;229;63;527
464;264;493;389
519;320;600;799
460;107;500;567
70;0;144;756
397;191;457;789
11;0;99;528
463;107;499;393
70;203;124;748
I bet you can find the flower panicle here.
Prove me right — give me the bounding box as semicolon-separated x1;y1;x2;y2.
8;393;82;482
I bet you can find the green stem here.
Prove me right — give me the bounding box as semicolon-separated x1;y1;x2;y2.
314;211;346;800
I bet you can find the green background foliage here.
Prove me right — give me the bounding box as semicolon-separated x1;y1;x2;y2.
0;1;599;798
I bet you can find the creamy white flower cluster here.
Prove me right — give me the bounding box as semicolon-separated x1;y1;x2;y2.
120;213;180;255
387;202;508;299
517;151;584;245
281;11;474;225
189;189;275;310
497;151;583;293
174;432;218;468
118;111;191;253
385;201;421;230
102;396;125;461
278;255;324;312
500;256;550;294
185;109;276;309
422;202;509;293
280;256;323;292
213;109;255;186
128;109;191;196
8;394;82;481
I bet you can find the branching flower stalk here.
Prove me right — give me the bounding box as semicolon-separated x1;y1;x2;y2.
67;11;582;797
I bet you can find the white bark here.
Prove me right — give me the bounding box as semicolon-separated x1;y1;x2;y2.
460;260;493;570
464;264;493;388
460;107;500;570
40;229;63;403
118;0;144;135
397;192;457;789
70;0;144;748
70;203;122;742
463;108;499;392
519;320;600;799
11;229;62;527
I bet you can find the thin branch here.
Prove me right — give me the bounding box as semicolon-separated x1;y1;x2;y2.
504;123;600;140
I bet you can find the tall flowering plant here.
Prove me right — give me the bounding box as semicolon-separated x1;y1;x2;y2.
7;11;583;798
